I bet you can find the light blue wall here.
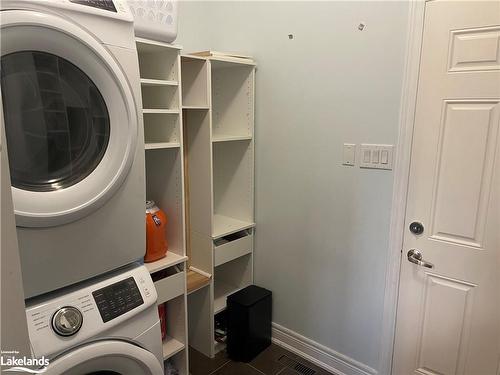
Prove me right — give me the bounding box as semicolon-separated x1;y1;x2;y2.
177;2;409;371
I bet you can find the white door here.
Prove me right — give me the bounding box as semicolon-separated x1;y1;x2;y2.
393;1;500;375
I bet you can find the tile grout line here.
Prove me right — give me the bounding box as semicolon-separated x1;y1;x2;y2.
207;359;231;375
275;367;289;375
246;363;267;375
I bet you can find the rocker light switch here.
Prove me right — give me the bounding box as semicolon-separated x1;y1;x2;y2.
381;150;389;164
363;149;371;163
359;144;394;170
343;143;356;166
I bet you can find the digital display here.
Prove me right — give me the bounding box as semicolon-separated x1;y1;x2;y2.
70;0;117;12
92;277;144;323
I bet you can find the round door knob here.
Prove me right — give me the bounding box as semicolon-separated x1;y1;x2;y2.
409;221;424;235
52;306;83;337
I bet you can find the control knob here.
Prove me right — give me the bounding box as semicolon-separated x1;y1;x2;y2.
52;306;83;337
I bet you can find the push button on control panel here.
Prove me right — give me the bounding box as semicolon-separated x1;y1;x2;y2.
52;306;83;337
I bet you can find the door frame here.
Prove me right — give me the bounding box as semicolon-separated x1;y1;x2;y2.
378;1;427;374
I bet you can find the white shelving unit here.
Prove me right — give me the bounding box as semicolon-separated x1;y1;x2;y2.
182;53;256;358
136;38;189;374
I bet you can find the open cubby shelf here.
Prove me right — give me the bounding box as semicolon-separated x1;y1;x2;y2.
214;254;252;314
181;56;209;108
136;38;180;82
182;53;256;358
137;38;188;375
141;84;179;111
143;112;180;146
213;140;254;233
145;148;185;256
212;63;254;140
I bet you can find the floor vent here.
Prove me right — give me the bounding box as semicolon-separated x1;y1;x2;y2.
278;354;316;375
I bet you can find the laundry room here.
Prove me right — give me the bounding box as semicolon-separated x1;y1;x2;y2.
1;1;499;375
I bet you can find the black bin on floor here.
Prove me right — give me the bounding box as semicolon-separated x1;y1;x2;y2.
226;285;272;362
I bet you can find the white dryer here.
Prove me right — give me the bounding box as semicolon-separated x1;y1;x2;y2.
0;0;146;297
24;264;164;374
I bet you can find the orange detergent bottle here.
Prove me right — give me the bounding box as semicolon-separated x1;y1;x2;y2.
145;200;168;263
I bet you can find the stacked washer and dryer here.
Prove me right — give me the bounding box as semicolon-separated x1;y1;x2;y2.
0;0;167;373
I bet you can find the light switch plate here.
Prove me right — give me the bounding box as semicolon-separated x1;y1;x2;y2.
343;143;356;166
359;144;394;170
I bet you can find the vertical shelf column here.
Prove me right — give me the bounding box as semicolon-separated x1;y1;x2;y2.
183;53;256;358
136;37;189;374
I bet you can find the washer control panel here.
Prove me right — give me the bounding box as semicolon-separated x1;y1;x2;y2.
52;306;83;336
25;265;156;358
70;0;117;12
92;277;144;323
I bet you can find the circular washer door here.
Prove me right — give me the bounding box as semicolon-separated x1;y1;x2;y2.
44;340;163;375
0;10;138;227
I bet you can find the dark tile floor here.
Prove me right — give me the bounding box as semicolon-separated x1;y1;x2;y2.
189;343;336;375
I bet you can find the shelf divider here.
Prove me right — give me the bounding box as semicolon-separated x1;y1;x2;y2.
145;142;180;150
141;78;178;87
212;135;252;143
212;214;255;239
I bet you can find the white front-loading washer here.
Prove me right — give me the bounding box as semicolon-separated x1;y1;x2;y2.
24;264;164;375
0;0;146;298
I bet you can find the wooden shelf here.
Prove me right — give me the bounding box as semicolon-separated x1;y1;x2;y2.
141;78;178;87
187;269;211;294
210;57;256;69
212;135;252;143
144;252;188;274
212;215;255;239
145;142;180;150
183;105;210;110
143;109;179;115
214;280;244;314
136;38;182;52
162;336;185;360
181;54;208;61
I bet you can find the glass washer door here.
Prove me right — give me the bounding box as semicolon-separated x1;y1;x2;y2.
43;340;163;375
0;10;138;228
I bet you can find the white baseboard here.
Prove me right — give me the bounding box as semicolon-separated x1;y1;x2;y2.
272;323;378;375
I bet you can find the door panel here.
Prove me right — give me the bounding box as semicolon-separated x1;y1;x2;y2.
417;274;476;375
430;100;499;248
393;2;500;374
449;27;500;72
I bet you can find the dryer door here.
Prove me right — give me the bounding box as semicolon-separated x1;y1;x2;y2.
0;9;138;227
43;340;163;375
